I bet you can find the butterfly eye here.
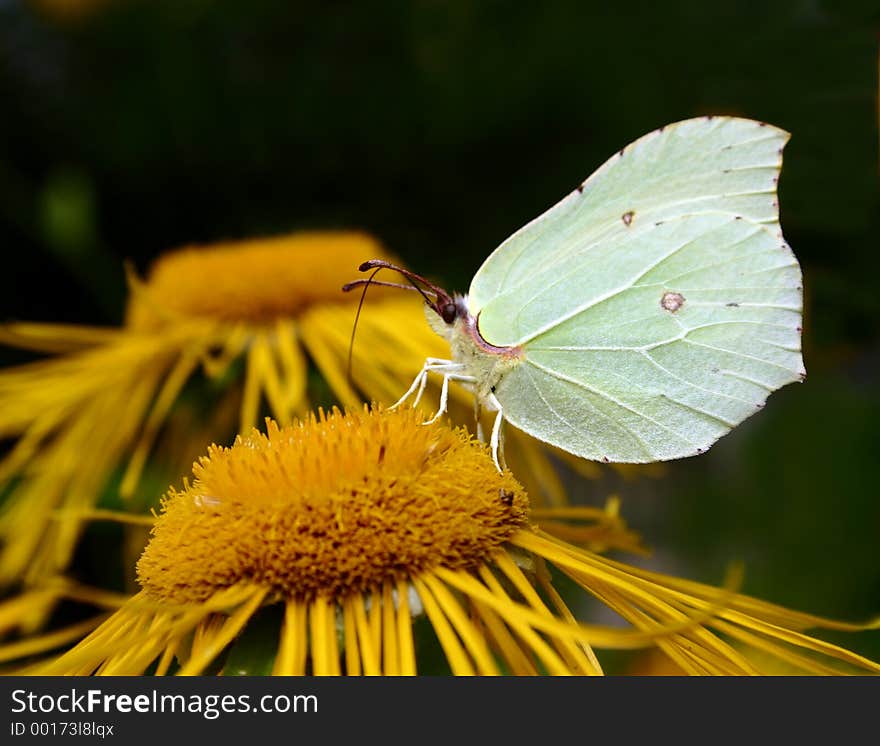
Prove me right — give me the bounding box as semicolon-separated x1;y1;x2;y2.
440;303;457;324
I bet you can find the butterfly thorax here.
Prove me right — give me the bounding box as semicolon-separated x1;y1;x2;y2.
426;295;523;402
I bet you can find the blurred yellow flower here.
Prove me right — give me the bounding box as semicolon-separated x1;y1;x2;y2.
3;407;876;676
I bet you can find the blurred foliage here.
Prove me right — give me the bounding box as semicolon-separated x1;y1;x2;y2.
0;0;878;664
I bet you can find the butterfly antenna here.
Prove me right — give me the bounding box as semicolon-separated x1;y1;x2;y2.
346;266;384;388
343;259;450;389
353;259;452;312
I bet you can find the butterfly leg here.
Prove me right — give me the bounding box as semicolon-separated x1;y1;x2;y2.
422;372;450;424
390;357;454;410
411;366;430;408
390;369;426;410
474;398;485;442
423;366;476;424
486;392;507;472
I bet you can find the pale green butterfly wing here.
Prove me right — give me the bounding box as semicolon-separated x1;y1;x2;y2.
492;212;803;462
465;116;804;463
469;116;788;345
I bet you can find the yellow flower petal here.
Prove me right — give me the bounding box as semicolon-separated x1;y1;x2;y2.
3;407;875;677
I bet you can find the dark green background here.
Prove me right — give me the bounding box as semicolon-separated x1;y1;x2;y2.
1;0;877;667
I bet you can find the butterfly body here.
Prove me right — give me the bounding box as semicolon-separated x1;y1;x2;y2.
424;298;523;405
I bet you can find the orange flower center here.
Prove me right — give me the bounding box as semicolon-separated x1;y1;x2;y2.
126;231;395;328
137;407;529;602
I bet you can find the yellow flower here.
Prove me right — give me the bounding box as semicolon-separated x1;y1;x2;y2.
0;231;581;596
3;407;877;676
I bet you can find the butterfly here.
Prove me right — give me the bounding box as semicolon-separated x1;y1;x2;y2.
346;117;804;470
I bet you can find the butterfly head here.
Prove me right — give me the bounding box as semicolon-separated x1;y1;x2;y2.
343;258;470;326
423;293;473;342
435;295;470;326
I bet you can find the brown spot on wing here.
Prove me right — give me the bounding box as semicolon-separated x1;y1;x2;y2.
660;292;685;313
